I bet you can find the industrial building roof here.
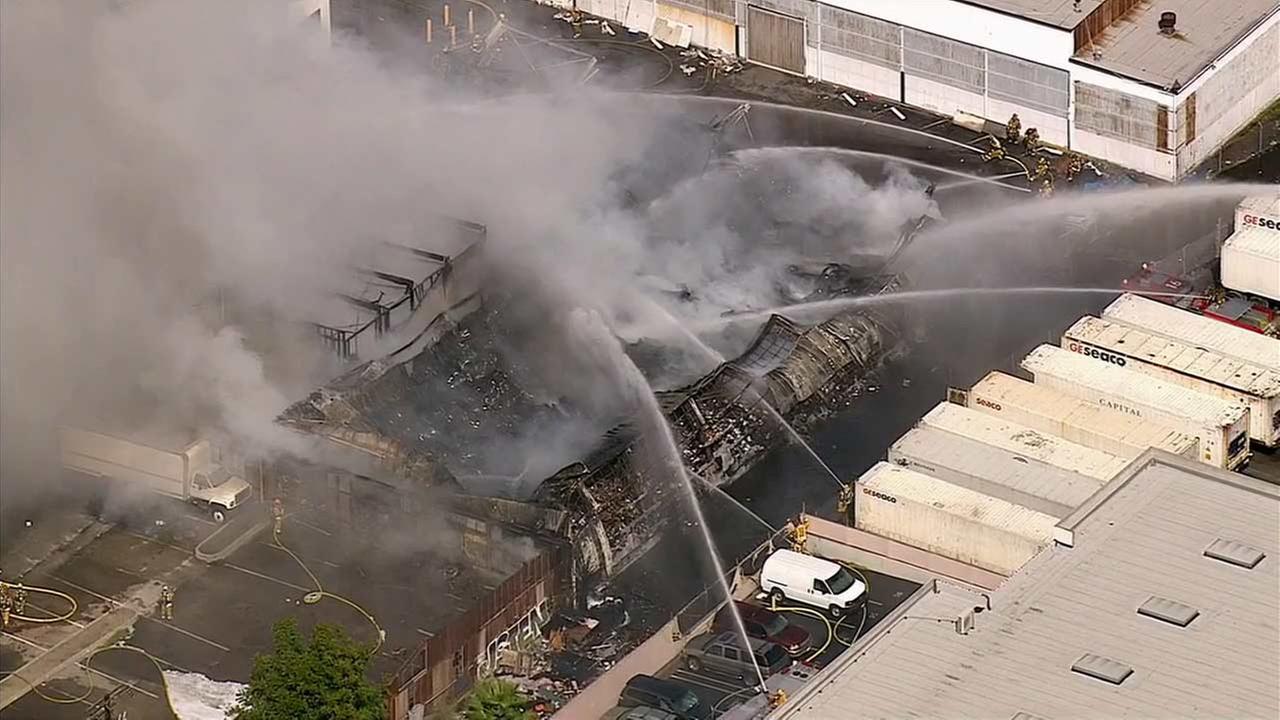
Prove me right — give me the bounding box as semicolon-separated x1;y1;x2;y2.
955;0;1104;30
1071;0;1278;89
773;450;1280;720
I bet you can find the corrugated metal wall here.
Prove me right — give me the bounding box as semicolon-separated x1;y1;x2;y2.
816;3;900;69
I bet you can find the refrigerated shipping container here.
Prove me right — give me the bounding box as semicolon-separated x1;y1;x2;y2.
1102;293;1280;372
889;423;1106;519
1021;344;1251;470
956;371;1199;463
855;461;1056;576
1063;316;1280;448
1221;227;1280;304
917;402;1129;482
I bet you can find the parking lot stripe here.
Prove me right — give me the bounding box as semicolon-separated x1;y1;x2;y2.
221;562;312;594
20;601;87;629
79;662;159;701
292;517;332;537
48;575;231;653
117;529;195;554
3;631;50;652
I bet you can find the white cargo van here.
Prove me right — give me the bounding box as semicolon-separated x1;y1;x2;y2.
759;549;867;618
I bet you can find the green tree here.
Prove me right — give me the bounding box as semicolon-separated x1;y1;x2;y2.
458;679;534;720
231;618;384;720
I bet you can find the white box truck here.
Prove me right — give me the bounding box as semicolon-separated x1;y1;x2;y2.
1063;316;1280;448
888;423;1105;519
954;371;1198;463
855;461;1056;576
1102;293;1280;372
1021;344;1251;470
60;427;253;522
1225;193;1280;306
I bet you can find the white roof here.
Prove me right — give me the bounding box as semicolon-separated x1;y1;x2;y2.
1224;225;1280;261
1239;192;1280;216
774;452;1280;720
971;371;1198;456
1070;0;1277;89
1104;293;1280;372
763;548;840;575
1065;316;1280;398
919;402;1129;481
890;425;1107;517
1022;344;1248;429
953;0;1104;29
861;461;1057;542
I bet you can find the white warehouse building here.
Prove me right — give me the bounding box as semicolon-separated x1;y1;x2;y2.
575;0;1279;180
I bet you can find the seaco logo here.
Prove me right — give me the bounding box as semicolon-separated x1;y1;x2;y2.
1241;213;1280;231
862;487;898;504
1068;341;1128;367
975;397;1002;412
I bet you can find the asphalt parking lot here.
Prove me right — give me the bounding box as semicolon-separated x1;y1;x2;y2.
632;566;920;718
1;492;508;720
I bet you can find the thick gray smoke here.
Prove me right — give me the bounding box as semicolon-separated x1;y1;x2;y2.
0;0;941;514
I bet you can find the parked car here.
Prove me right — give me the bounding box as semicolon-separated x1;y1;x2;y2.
602;706;681;720
682;632;793;684
759;549;867;617
714;600;812;656
618;675;711;720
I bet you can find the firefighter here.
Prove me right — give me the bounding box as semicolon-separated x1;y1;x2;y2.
12;583;26;615
1005;113;1022;144
159;585;174;621
1;589;11;629
835;482;855;524
1039;178;1055;198
271;497;285;539
1033;156;1051;182
983;138;1006;162
471;33;483;53
789;517;809;553
1065;153;1086;182
1023;127;1040;153
924;182;936;199
769;690;789;709
569;8;584;38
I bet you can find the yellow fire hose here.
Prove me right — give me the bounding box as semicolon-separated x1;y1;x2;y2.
1;580;79;624
272;526;385;656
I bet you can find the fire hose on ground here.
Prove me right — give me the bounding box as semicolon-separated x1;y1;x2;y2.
271;525;386;656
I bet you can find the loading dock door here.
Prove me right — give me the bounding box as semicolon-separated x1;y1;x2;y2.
746;6;805;75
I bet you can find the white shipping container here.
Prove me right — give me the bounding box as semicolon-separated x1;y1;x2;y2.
1063;316;1280;447
1221;226;1280;303
1021;344;1251;470
1102;293;1280;372
964;371;1199;462
855;462;1056;576
888;425;1101;518
917;403;1129;482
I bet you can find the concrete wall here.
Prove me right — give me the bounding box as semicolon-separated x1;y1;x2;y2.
813;50;900;99
289;0;332;34
1176;21;1280;173
987;97;1068;146
657;3;736;53
802;515;1005;590
904;74;984;120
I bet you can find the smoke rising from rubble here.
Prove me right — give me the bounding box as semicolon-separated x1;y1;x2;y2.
0;0;946;519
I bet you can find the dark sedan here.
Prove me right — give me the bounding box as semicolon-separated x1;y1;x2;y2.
714;600;813;657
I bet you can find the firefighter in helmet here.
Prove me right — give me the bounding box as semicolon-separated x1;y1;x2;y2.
159;585;175;620
1033;156;1051;182
983;138;1006;162
1005;113;1022;144
1065;153;1086;182
12;583;26;615
1023;127;1040;153
1039;178;1055;198
271;497;285;539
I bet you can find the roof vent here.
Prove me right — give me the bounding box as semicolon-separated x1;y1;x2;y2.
1204;538;1265;569
1012;713;1050;720
1137;596;1199;627
1071;653;1133;685
1158;11;1177;35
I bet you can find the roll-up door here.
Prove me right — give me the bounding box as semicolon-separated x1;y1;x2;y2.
747;6;806;75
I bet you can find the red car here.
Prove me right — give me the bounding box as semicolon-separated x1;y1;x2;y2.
714;601;812;657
